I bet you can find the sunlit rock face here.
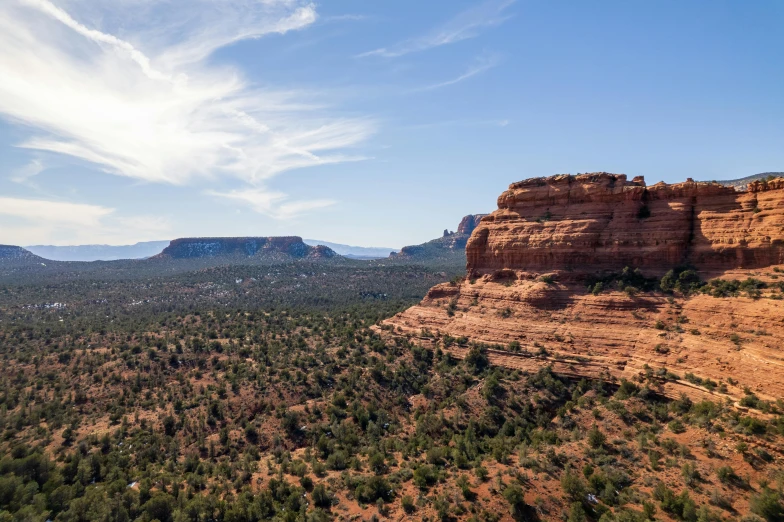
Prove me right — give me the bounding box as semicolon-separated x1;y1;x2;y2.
466;173;784;277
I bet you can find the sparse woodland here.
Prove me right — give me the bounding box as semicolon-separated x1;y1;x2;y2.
0;260;783;521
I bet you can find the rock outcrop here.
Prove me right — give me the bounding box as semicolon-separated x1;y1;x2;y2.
467;173;784;277
457;214;487;235
390;214;488;263
157;237;337;260
382;174;784;402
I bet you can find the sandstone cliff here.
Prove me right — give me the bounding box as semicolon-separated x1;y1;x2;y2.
467;173;784;277
382;174;784;403
457;213;488;235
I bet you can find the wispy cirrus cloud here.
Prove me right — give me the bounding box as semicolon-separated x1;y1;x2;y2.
0;0;374;219
411;54;500;92
10;159;46;186
357;0;515;58
0;196;112;227
207;188;336;221
0;196;171;245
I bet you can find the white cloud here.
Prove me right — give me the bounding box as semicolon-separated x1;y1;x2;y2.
207;188;336;220
0;196;171;245
412;54;500;92
0;0;374;188
10;159;46;186
357;0;515;58
0;197;112;227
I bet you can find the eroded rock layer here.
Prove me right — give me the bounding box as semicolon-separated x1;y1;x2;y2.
383;268;784;402
467;173;784;277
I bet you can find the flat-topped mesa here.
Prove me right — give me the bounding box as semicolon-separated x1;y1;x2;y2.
158;237;337;260
467;172;784;277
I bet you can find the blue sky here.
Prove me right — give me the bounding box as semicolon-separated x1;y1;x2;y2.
0;0;782;248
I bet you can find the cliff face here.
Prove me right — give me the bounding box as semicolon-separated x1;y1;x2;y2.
382;174;784;402
467;173;784;277
158;237;337;260
456;214;488;235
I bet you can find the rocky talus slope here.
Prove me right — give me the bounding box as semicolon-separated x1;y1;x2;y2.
382;174;784;402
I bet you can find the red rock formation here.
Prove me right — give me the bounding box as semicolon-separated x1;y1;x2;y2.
390;214;488;261
381;173;784;402
467;173;784;277
457;214;488;236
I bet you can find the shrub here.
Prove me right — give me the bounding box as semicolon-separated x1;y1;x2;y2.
413;464;438;490
750;488;784;522
503;484;528;519
464;345;489;374
560;467;586;502
401;495;416;514
681;462;700;487
587;425;606;449
312;483;331;508
355;475;393;503
568;501;587;522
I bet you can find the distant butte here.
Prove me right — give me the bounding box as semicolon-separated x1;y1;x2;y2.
156;236;337;260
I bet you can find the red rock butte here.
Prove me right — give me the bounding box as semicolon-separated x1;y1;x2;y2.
467;173;784;278
381;173;784;403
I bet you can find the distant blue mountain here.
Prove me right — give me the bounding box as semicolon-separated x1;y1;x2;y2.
304;239;396;260
26;241;171;261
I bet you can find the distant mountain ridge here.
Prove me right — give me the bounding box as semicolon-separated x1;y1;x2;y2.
26;241;170;261
155;236;337;261
708;172;784;190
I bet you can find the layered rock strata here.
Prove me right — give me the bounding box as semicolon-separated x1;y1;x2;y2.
383;174;784;402
467;173;784;277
